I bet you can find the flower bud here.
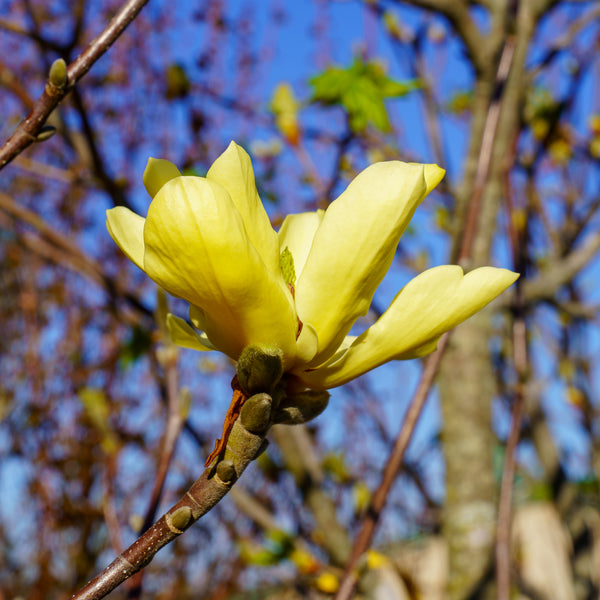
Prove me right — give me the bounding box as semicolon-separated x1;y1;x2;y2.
216;459;236;483
48;58;67;90
274;390;329;425
237;344;283;394
167;506;193;533
240;393;272;433
35;126;56;142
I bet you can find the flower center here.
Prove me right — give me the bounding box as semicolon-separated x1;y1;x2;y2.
280;246;296;288
280;247;303;339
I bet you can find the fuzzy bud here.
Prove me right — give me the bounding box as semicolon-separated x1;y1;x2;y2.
166;506;193;533
35;125;56;142
237;345;283;394
240;393;272;433
216;459;236;483
48;58;67;90
273;390;330;425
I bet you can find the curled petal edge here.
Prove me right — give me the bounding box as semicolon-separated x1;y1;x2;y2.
297;265;519;389
167;313;215;352
106;206;145;271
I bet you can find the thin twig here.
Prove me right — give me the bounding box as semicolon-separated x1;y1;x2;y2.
70;405;269;600
333;334;449;600
412;25;448;173
457;13;517;265
126;352;185;600
12;155;75;182
0;58;35;108
496;140;528;600
496;310;527;599
0;0;149;171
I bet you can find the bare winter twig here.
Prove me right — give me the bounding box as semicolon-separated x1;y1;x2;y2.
70;396;270;600
0;0;149;171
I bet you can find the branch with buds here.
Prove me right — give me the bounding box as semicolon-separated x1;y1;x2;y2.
71;345;329;600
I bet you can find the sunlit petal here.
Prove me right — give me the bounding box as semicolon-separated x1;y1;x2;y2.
189;304;208;331
207;141;281;274
296;161;445;365
295;322;319;365
143;176;298;363
143;158;182;198
298;266;518;389
278;210;325;279
167;314;215;351
106;206;145;271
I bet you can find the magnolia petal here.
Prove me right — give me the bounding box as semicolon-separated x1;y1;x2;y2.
189;304;208;331
106;206;145;270
143;158;182;198
166;313;215;351
296;161;445;365
422;164;446;194
278;210;325;280
400;337;440;359
143;176;298;364
291;333;356;381
298;265;518;389
207;141;281;274
295;322;319;366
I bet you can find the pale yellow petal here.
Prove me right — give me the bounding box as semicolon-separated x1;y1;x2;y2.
143;176;298;364
106;206;145;270
166;314;215;351
189;304;207;331
207;141;281;274
295;322;319;366
423;163;446;194
278;210;325;279
143;158;182;198
298;266;518;389
296;161;445;365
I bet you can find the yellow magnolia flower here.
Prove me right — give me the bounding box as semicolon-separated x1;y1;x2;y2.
107;141;518;391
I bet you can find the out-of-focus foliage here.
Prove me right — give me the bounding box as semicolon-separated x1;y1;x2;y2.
0;1;600;599
309;57;419;132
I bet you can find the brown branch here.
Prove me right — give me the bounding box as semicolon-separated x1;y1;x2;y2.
0;58;35;109
412;28;448;179
333;333;449;600
392;0;486;73
102;458;125;557
11;155;75;182
496;295;527;599
0;0;149;171
496;164;528;598
520;231;600;304
530;4;600;76
457;5;517;265
70;401;270;600
126;351;185;600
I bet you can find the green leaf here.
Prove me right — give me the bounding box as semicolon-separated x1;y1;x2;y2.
309;57;419;133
